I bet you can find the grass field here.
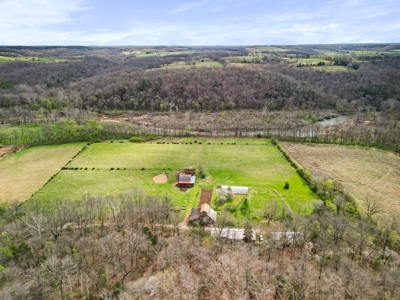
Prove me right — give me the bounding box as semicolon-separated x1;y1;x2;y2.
158;59;223;69
35;139;316;220
282;143;400;216
0;143;86;203
0;56;66;63
246;46;288;53
123;49;196;58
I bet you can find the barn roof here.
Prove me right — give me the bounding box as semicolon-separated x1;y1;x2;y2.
179;174;192;181
189;208;201;222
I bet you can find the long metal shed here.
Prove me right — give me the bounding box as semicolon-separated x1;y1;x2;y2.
221;186;249;195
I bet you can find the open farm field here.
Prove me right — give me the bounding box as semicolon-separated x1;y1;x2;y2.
0;143;86;203
282;143;400;215
159;59;223;69
0;56;66;63
34;169;196;209
246;46;288;52
311;65;351;72
125;49;195;58
36;139;315;219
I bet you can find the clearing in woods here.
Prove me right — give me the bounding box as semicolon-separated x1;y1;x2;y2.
282;143;400;216
0;143;86;203
34;139;316;220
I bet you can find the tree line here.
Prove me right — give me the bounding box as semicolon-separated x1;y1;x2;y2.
0;185;399;299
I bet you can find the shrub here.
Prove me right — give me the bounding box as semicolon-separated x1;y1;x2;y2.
84;167;87;170
129;136;144;143
141;167;145;170
92;167;95;170
110;168;114;170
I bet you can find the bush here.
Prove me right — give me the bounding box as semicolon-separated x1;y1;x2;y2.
110;168;114;170
141;167;145;170
129;136;144;143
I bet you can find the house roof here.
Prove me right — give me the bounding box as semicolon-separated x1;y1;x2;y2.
179;174;192;181
189;208;201;221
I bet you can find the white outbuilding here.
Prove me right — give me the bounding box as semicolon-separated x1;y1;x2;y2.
211;228;256;241
220;186;248;195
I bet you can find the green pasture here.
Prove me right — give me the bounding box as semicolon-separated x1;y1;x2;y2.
0;56;66;63
35;139;315;220
33;169;195;208
134;50;195;58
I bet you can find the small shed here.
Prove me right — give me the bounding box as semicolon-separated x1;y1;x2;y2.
221;186;249;195
179;173;195;188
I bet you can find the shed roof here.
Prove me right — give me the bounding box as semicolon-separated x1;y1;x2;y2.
211;228;256;241
179;174;192;181
189;208;201;222
271;232;300;241
221;186;249;195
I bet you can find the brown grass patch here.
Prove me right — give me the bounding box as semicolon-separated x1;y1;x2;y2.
153;173;168;184
0;144;84;203
0;146;14;161
282;143;400;215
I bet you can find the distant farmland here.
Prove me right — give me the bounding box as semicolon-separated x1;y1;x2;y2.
0;143;85;202
282;143;400;215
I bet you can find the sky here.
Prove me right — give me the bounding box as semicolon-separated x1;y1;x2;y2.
0;0;399;45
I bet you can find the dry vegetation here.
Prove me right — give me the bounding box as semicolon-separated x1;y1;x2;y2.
282;142;400;215
0;143;85;202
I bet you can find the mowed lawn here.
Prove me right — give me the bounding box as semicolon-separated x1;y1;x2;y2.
282;143;400;216
34;169;195;209
37;141;316;218
0;143;85;203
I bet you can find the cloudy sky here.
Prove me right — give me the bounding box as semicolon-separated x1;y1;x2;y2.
0;0;399;45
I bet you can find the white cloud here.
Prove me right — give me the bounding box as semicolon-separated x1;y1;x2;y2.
0;0;90;29
0;0;399;45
